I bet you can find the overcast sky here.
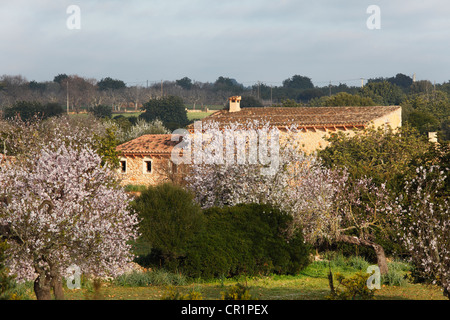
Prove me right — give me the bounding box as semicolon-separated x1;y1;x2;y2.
1;0;450;87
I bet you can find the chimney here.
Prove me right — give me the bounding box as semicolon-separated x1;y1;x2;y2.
229;96;241;112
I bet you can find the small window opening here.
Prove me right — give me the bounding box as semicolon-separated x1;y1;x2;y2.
144;160;152;174
120;160;127;173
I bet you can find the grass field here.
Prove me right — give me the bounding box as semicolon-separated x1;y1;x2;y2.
187;111;215;121
13;255;446;301
64;266;446;301
111;112;142;118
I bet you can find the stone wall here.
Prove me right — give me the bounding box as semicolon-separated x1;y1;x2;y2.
279;128;350;154
371;107;402;130
118;155;174;187
280;107;402;154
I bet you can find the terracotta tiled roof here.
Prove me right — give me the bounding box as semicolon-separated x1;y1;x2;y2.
118;106;401;155
189;106;401;128
117;134;179;155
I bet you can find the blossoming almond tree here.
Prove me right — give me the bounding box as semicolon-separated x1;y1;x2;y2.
184;120;397;274
0;140;139;300
391;165;449;299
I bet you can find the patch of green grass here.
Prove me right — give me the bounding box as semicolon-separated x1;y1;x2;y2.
61;273;447;301
185;104;223;111
124;184;147;192
187;111;215;121
112;112;142;118
348;255;371;271
57;254;448;300
114;269;188;287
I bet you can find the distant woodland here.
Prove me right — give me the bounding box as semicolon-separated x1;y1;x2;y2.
0;73;449;141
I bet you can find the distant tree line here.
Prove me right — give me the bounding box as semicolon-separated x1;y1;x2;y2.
1;73;449;140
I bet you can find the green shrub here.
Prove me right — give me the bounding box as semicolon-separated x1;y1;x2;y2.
131;183;205;269
89;104;112;119
114;271;154;287
387;259;412;272
324;251;348;268
114;269;188;287
326;271;376;300
348;256;371;271
381;269;408;287
181;203;311;279
134;191;311;279
221;283;252;300
381;260;411;287
4;101;64;121
151;269;187;286
321;251;354;269
162;286;203;300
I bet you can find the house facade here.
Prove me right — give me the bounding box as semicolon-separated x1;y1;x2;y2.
116;99;402;186
116;134;183;187
193;99;402;154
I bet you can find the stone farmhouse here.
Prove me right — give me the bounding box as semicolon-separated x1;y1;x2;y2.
196;96;402;153
116;134;183;186
116;96;402;186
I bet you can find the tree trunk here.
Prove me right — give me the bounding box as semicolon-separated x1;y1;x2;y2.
34;275;52;300
48;260;64;300
51;275;65;300
337;235;389;274
371;242;389;275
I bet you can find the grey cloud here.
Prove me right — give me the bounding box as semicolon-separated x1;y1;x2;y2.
1;0;450;84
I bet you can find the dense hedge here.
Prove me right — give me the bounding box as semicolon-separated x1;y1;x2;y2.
135;188;311;278
131;183;205;271
181;203;311;278
133;183;311;279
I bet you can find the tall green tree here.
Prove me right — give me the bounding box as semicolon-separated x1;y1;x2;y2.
282;75;314;90
402;90;450;139
405;110;440;135
93;126;121;168
28;80;46;93
239;96;264;108
318;125;431;192
213;76;244;94
140;95;189;131
176;77;193;90
360;81;405;105
53;74;68;84
297;88;325;102
367;73;413;91
322;92;375;107
97;77;126;91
